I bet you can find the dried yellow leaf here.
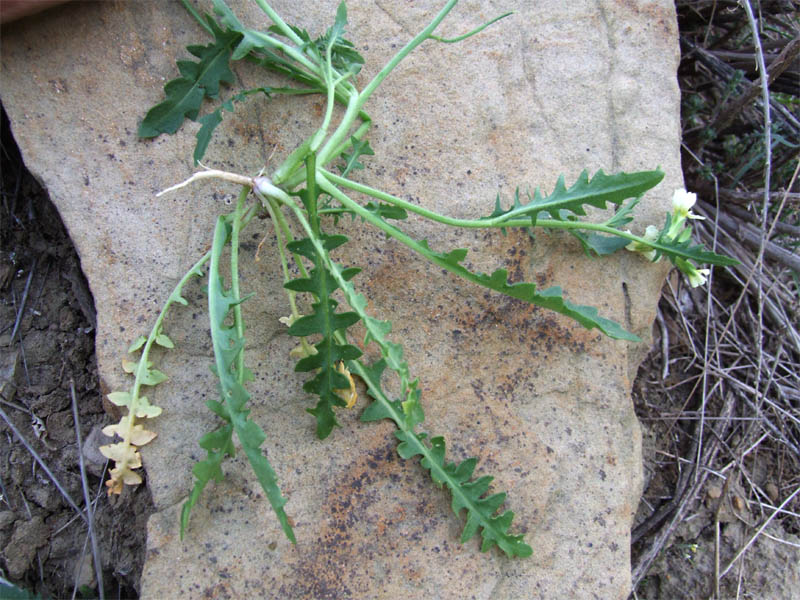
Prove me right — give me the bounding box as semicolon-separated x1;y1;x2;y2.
334;361;357;408
128;425;157;446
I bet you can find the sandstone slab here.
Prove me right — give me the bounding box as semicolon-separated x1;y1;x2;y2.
1;1;681;597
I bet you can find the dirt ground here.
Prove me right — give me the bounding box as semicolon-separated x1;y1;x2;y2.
1;106;153;599
632;345;800;599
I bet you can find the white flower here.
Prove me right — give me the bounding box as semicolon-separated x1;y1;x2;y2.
676;257;711;287
625;225;660;262
671;189;704;221
687;267;711;288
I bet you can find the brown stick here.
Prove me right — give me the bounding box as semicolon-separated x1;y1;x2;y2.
721;201;800;238
697;201;800;273
708;36;800;136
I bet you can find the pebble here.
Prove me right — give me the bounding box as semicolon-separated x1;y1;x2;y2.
707;483;723;500
765;482;779;504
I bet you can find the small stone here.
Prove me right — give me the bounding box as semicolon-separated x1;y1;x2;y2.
0;348;20;404
0;510;16;530
3;516;49;578
765;482;779;504
707;483;723;500
45;409;75;443
29;483;64;511
59;305;78;331
74;552;96;591
83;424;114;477
732;495;746;512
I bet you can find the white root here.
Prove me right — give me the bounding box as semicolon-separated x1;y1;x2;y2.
156;169;255;197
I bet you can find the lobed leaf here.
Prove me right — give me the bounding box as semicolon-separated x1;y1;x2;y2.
316;2;364;75
138;16;240;138
186;214;295;543
338;136;374;177
285;234;363;438
193;87;273;163
103;253;208;497
181;423;235;538
484;169;664;227
355;359;532;558
416;240;639;341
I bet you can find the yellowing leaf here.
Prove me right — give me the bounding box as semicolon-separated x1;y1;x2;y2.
107;391;132;407
141;368;168;386
106;475;123;495
121;468;143;485
335;361;357;408
128;425;157;446
135;401;162;419
102;424;121;439
99;442;138;465
102;415;132;439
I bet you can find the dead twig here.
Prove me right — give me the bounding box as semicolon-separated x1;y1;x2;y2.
720;201;800;238
718;484;800;579
70;380;104;600
697;202;800;273
632;396;735;589
8;259;34;343
707;35;800;138
0;404;88;525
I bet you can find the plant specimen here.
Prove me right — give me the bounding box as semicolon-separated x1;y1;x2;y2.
98;0;737;558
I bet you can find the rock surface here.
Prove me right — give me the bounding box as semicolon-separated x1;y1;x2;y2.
1;0;681;597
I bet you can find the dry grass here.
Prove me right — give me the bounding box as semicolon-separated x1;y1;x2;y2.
631;1;799;598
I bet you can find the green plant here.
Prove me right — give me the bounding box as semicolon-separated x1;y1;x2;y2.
99;0;737;558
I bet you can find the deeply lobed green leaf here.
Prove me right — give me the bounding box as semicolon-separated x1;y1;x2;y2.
181;215;295;543
485;169;664;227
338;136;374;177
357;359;532;558
285;234;363;438
139;17;240;138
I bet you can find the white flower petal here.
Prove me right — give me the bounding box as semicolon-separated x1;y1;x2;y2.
672;188;697;212
688;267;711;287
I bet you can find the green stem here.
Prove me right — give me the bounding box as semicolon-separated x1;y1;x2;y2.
131;252;211;405
252;0;306;48
180;0;213;36
312;0;467;170
429;11;513;43
357;0;461;108
316;91;361;167
317;175;496;282
229;187;250;383
244;29;322;80
321;168;472;226
279;114;371;190
318;170;736;264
